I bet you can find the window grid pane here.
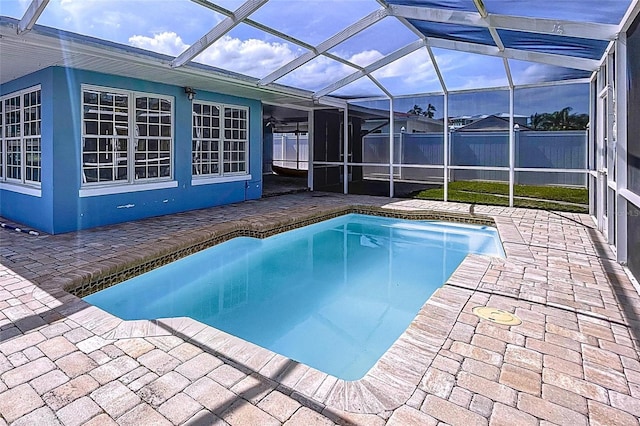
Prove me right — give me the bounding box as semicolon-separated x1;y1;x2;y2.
23;90;41;183
222;107;248;175
192;103;221;176
135;96;172;180
2;90;41;185
6;140;21;180
82;89;129;183
4;95;21;142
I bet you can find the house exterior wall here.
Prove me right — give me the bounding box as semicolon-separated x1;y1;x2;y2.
1;66;262;234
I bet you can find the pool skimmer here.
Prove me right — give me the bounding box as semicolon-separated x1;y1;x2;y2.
472;306;522;326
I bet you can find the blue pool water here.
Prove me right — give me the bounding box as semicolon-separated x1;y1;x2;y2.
85;214;504;380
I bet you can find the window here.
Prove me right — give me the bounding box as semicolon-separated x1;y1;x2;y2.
82;85;173;185
0;86;41;186
192;101;248;178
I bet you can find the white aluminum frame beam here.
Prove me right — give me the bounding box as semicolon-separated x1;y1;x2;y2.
259;8;389;85
388;4;618;40
426;37;600;71
620;0;640;32
189;0;369;79
472;0;505;52
368;75;393;98
171;0;269;68
17;0;50;35
313;39;425;98
426;45;448;93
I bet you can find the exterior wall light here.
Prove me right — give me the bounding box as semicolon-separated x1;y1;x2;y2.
184;87;196;101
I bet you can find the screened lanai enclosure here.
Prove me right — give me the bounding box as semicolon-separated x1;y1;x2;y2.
1;0;639;281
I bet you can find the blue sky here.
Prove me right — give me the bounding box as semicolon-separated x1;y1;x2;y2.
1;0;612;114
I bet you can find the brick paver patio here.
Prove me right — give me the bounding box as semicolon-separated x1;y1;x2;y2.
1;192;640;425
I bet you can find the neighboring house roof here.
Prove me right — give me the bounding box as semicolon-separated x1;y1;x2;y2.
456;115;533;132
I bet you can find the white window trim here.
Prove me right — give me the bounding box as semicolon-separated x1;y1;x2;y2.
0;85;42;192
191;174;252;186
0;181;42;197
79;180;178;197
81;84;176;190
191;100;250;180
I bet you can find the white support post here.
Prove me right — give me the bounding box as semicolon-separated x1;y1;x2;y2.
443;93;449;202
596;66;606;232
616;34;628;262
589;76;596;217
509;87;515;207
307;110;314;191
343;106;349;195
389;98;395;198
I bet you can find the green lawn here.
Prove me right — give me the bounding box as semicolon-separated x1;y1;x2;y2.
414;181;588;213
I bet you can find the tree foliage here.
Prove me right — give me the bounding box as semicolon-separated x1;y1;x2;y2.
407;103;437;118
529;107;588;130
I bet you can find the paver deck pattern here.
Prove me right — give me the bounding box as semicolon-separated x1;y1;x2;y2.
1;192;640;425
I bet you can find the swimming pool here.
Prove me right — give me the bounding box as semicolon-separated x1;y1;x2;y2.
84;214;504;380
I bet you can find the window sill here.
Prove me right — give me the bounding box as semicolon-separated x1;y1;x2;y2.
191;174;252;186
0;182;42;197
79;180;178;197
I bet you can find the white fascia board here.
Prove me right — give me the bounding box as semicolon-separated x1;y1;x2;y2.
17;0;50;34
259;9;388;85
314;40;425;98
171;0;268;68
427;37;599;71
389;4;617;41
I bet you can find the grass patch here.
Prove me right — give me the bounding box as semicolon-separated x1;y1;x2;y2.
414;181;588;213
446;181;588;204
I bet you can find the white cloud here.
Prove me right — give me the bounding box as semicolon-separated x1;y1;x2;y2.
347;50;384;67
129;32;188;56
370;50;442;94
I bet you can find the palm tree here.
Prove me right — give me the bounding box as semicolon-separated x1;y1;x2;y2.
407;104;423;115
424;103;436;118
407;103;436;118
529;107;588;130
529;112;547;130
